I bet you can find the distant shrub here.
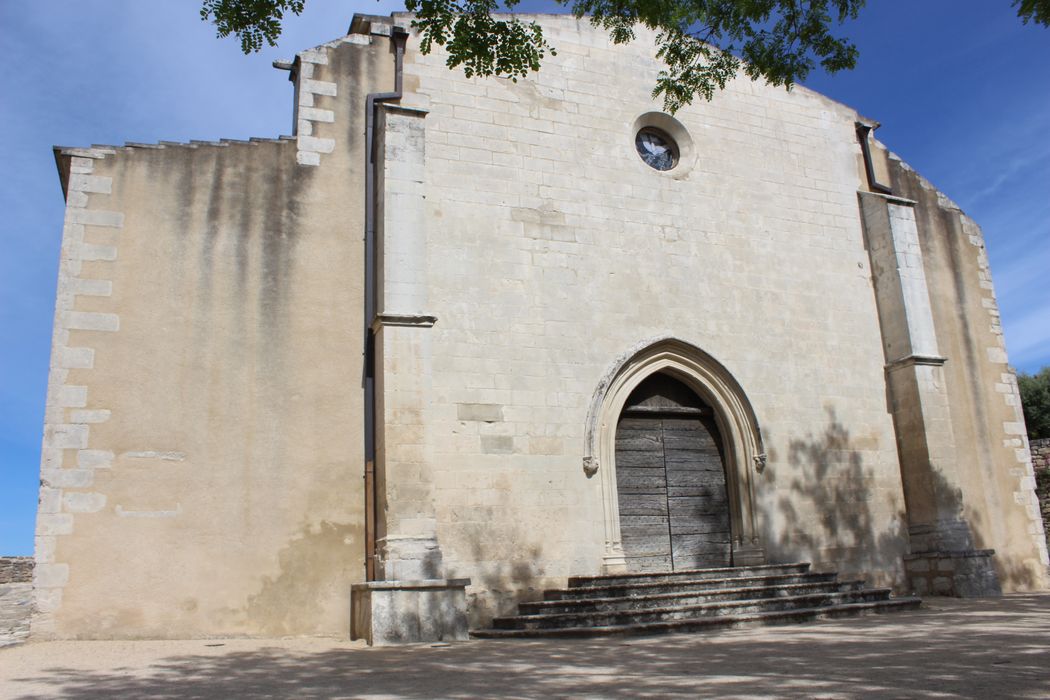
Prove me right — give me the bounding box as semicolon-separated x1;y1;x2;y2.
1019;367;1050;441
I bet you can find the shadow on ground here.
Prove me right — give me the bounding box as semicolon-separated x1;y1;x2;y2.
4;596;1049;699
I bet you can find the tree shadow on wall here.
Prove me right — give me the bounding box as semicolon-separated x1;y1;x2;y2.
758;407;909;586
759;406;1046;593
439;479;547;627
465;536;543;626
9;595;1050;699
956;471;1043;592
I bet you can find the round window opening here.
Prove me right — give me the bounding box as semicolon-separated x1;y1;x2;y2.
635;127;679;171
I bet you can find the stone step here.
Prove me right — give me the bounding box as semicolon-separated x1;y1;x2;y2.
568;562;811;588
472;598;922;639
520;579;868;616
493;589;896;631
544;571;839;601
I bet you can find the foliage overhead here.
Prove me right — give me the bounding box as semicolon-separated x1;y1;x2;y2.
410;0;552;82
1014;0;1050;27
575;0;864;111
200;0;865;110
1019;367;1050;441
201;1;1046;112
201;0;306;53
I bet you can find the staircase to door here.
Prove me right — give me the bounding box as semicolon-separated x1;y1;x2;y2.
471;562;921;638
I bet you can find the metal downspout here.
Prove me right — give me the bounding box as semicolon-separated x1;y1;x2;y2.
364;28;407;582
856;122;893;195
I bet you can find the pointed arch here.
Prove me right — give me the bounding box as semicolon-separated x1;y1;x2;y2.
583;335;767;572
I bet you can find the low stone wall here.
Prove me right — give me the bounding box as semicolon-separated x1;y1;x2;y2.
1033;438;1050;551
0;557;34;584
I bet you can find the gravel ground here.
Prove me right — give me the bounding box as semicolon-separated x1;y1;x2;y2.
1;594;1047;699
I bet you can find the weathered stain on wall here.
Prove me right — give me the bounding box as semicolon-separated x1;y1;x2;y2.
34;33;394;639
882;150;1049;590
244;521;365;636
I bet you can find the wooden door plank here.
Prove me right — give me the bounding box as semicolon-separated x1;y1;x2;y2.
663;448;723;465
672;547;732;570
661;410;732;570
616;415;672;572
618;493;669;516
616;451;665;468
669;518;732;535
663;433;714;450
618;416;664;430
615;435;663;451
672;541;732;558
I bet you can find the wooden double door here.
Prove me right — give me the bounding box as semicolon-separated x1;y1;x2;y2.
615;373;732;572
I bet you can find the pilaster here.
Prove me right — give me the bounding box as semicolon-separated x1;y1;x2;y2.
860;191;1000;597
351;103;470;643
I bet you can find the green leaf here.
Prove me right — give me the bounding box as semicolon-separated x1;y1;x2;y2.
1014;0;1050;27
200;0;306;54
202;0;871;110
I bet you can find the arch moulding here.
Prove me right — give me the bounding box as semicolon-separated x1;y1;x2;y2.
582;335;767;572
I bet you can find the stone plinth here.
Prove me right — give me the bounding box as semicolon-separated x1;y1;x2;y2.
351;579;470;646
904;550;1001;597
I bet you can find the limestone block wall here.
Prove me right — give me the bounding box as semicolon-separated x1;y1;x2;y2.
876;148;1050;590
398;14;910;622
33;34;391;639
1033;438;1050;550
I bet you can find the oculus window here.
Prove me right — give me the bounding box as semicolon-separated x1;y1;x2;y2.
635;127;679;171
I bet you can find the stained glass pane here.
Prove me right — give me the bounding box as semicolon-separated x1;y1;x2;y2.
635;128;678;171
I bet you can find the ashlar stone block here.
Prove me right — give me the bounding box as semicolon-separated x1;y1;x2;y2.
351;579;470;646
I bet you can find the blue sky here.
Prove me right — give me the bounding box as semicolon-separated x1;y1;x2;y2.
1;2;1047;555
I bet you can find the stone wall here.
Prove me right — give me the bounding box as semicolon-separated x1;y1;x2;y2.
34;32;393;640
874;145;1049;590
0;557;34;584
401;13;911;622
1033;438;1050;551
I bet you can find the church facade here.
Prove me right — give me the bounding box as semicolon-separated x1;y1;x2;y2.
34;13;1047;641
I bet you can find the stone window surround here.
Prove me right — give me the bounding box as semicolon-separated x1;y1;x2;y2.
631;112;697;180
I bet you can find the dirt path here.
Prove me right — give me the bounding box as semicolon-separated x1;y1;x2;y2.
2;595;1048;699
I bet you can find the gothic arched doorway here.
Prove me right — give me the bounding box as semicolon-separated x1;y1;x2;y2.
615;372;732;572
582;336;766;573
